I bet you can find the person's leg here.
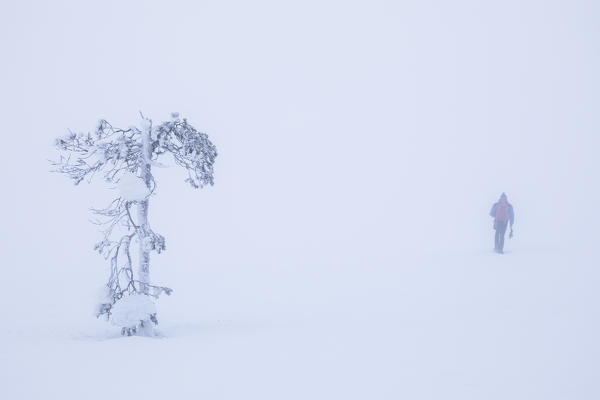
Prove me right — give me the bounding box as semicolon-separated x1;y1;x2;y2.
494;224;500;251
497;222;507;253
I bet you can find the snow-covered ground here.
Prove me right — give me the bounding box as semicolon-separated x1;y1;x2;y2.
3;245;599;399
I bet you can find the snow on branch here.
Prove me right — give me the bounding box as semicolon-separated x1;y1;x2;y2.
153;115;218;188
52;120;141;185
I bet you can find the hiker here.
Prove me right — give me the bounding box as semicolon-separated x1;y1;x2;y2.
489;193;514;254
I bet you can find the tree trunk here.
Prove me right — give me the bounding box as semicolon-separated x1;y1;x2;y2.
138;121;153;295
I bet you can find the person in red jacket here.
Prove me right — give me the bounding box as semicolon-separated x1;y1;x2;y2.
489;193;515;254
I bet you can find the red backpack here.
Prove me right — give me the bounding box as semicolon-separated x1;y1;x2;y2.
495;200;509;222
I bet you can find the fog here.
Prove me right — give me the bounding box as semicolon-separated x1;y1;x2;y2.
1;1;599;399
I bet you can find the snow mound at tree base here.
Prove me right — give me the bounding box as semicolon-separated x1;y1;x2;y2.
110;294;156;328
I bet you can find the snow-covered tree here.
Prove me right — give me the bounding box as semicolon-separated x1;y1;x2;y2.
52;113;217;335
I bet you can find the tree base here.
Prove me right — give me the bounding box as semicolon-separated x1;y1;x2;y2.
120;314;158;337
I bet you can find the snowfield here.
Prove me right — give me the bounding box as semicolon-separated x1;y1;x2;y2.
2;245;598;399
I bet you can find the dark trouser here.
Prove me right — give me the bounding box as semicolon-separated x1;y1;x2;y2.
494;220;508;253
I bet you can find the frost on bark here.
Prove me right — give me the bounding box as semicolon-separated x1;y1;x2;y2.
52;113;217;335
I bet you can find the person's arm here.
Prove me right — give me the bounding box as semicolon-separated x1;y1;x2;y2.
489;203;497;217
509;205;515;227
